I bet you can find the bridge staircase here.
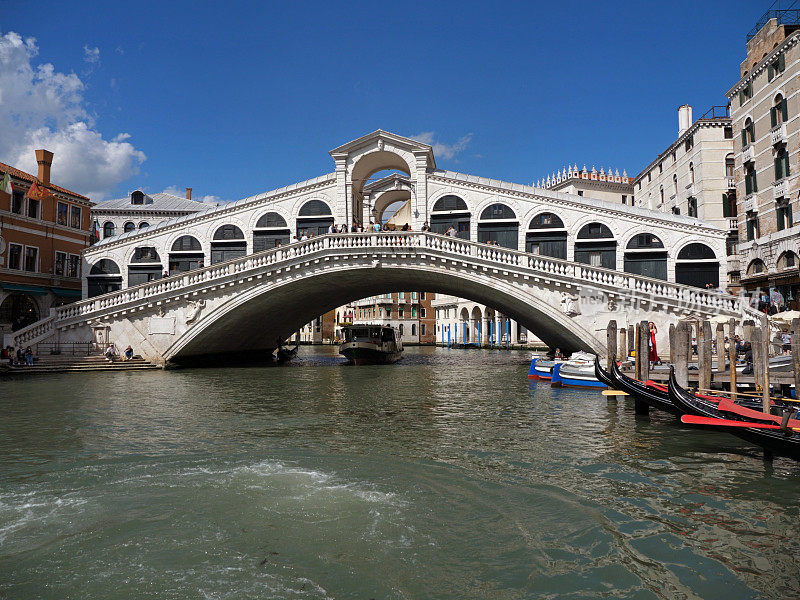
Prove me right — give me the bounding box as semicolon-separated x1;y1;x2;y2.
2;351;159;375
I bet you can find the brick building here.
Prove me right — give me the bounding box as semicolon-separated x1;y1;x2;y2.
0;150;93;340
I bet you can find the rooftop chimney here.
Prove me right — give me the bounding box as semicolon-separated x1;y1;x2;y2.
678;105;693;136
35;149;53;186
186;187;192;200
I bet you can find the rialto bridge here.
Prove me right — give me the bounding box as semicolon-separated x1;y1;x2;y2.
11;130;758;364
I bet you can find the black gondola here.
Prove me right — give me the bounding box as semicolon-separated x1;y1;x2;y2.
596;356;682;415
668;367;800;461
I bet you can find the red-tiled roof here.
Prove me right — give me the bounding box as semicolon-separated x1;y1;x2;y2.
0;160;92;203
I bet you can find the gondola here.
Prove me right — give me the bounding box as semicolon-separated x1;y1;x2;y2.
668;366;800;460
600;356;682;415
276;345;298;363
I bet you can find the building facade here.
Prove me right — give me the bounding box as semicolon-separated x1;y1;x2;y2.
431;294;543;348
633;105;736;287
726;13;800;308
539;165;634;206
93;188;216;241
0;150;93;341
336;292;435;344
297;309;336;344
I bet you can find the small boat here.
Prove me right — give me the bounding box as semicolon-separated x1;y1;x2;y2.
276;345;298;363
668;367;800;460
528;357;563;380
339;325;403;365
551;351;606;388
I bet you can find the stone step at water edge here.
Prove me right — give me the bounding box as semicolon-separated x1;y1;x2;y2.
5;364;160;374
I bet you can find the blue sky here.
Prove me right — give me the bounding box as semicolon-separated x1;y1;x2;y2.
0;0;773;202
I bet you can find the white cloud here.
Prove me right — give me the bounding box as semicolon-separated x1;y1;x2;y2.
0;31;145;200
160;185;222;205
83;45;99;64
411;131;473;160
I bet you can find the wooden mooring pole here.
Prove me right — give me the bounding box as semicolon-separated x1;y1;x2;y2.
618;326;626;363
728;317;737;403
752;327;764;408
634;322;642;380
793;318;800;402
627;325;635;359
669;323;676;365
699;320;712;391
761;324;771;414
715;323;726;375
674;321;689;388
635;320;650;415
606;320;617;370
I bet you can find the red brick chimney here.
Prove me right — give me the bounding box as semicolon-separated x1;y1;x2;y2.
36;149;53;186
186;187;192;200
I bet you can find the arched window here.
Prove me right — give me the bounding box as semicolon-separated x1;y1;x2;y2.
575;223;615;269
87;259;123;298
170;236;200;251
747;259;766;276
254;212;290;251
772;94;788;127
103;222;115;238
430;195;470;239
526;213;566;258
0;293;40;331
255;212;288;228
659;185;664;205
131;190;145;205
688;162;695;184
296;201;333;237
676;243;719;288
128;248;163;287
211;225;246;264
777;251;798;270
624;233;667;280
478;203;518;249
123;221;135;233
139;222;149;229
213;225;245;240
432;195;468;212
479;203;516;220
775;146;790;180
298;200;332;216
169;236;204;273
743;117;755;146
725;155;735;180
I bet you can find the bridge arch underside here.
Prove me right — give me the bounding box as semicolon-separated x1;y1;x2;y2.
166;266;598;364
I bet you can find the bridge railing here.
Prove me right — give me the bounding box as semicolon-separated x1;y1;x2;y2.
48;231;751;330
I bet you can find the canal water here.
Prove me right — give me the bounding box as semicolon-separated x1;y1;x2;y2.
1;346;799;599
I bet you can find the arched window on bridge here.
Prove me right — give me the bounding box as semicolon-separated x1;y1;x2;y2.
211;225;246;264
87;259;123;298
169;235;204;274
103;222;115;238
254;212;290;252
123;221;136;233
676;243;719;288
526;213;566;259
430;195;470;239
623;233;667;280
296;200;333;238
575;223;616;269
139;222;150;229
128;247;163;286
478;203;518;249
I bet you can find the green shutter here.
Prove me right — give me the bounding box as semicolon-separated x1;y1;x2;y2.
742;128;747;146
785;153;791;177
779;52;785;72
771;107;778;127
739;90;745;106
745;173;752;195
782;98;789;122
768;63;775;81
776;155;783;180
752;171;757;192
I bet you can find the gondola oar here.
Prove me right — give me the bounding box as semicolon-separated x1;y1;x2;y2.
680;415;785;429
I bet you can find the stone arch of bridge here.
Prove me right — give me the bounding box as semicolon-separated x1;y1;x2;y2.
163;263;601;363
349;150;413;225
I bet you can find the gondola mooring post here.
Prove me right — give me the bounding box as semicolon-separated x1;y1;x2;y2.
669;323;676;365
716;323;726;375
606;320;617;371
618;326;626;362
635;320;650;416
761;323;771;414
729;317;738;403
627;325;635;359
752;327;763;404
675;321;689;388
792;318;800;402
700;320;712;391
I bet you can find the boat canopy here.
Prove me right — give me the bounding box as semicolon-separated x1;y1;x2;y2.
342;325;397;343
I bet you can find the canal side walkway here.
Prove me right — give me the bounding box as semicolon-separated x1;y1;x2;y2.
1;354;161;375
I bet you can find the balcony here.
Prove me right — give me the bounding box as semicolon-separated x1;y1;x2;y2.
773;178;788;199
744;195;758;213
728;218;739;231
726;176;736;189
771;123;787;145
742;145;755;164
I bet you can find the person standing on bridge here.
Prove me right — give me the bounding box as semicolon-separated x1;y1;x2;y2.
445;226;456;237
328;223;336;234
421;221;430;232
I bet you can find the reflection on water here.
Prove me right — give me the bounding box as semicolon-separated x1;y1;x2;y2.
1;346;799;599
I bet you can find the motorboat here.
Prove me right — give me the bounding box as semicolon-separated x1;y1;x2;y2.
339;325;403;365
528;356;563;380
551;351;606;388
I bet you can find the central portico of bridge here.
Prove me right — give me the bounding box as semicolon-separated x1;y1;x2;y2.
11;130;750;364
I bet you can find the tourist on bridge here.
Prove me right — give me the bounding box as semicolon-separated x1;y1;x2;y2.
421;221;430;232
445;226;457;237
401;223;410;231
328;223;336;234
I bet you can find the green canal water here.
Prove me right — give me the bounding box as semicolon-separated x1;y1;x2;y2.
1;346;799;599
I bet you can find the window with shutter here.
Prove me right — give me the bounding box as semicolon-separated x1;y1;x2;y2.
782;98;788;122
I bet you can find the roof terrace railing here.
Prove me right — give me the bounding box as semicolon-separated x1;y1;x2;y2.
699;105;730;120
747;8;800;42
